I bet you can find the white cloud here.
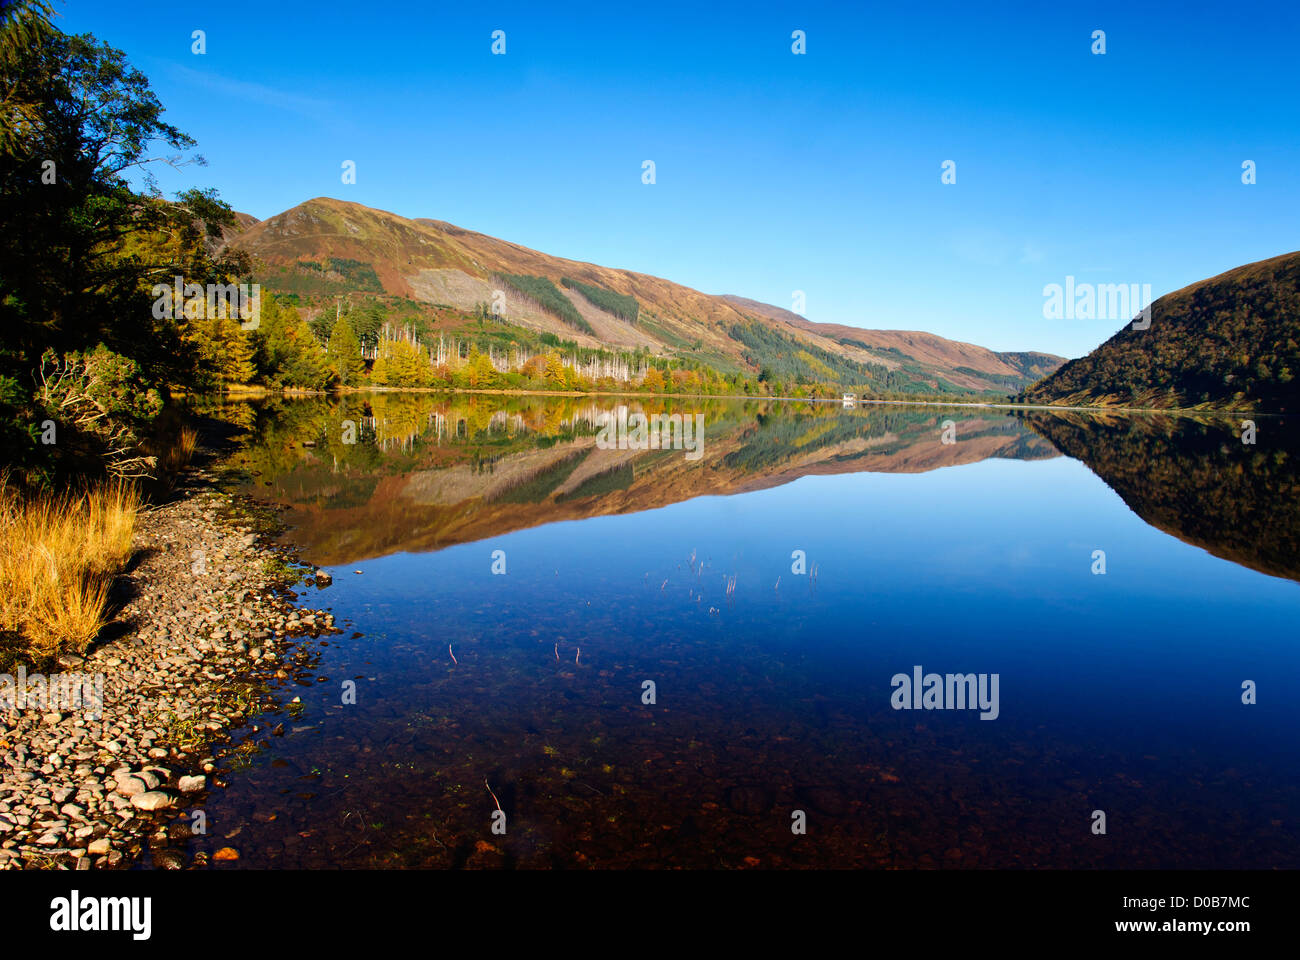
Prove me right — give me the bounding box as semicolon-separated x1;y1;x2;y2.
168;64;336;121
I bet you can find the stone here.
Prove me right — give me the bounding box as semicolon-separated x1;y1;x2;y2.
113;775;148;797
129;791;174;811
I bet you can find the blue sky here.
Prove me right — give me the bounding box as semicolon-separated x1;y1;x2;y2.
62;0;1300;358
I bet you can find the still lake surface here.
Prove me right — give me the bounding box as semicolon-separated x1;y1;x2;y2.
158;395;1300;868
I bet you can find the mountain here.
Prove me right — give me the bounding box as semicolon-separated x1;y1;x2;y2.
1019;252;1300;412
223;197;1062;394
723;295;1064;393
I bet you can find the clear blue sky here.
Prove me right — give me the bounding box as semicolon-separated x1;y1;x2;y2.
62;0;1300;358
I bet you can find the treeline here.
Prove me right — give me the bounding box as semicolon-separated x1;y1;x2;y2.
562;278;639;324
729;321;902;395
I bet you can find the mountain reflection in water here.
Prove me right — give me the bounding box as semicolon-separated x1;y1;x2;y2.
211;394;1060;565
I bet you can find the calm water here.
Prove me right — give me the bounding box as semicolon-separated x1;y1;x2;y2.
157;395;1300;868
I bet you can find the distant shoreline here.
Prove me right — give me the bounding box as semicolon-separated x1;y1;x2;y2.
188;384;1271;417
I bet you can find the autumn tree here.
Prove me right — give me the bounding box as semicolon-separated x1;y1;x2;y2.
544;353;567;387
329;315;365;385
253;298;334;389
465;349;496;389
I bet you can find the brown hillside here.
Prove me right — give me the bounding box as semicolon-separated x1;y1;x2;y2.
225;197;1060;392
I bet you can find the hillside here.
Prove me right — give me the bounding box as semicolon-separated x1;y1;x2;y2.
723;295;1063;393
223;197;1062;395
1019;252;1300;412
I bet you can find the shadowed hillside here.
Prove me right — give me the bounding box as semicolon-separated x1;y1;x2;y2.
1019;252;1300;412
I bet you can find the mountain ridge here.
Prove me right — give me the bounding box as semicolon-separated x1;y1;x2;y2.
223;196;1064;395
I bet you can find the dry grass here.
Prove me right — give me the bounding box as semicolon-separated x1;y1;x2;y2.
0;478;139;662
147;424;199;476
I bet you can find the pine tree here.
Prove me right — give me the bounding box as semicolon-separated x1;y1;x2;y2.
329;315;365;385
281;306;333;389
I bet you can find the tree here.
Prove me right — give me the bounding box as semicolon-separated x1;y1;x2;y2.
0;20;249;481
0;0;54;152
352;301;384;353
643;367;665;391
253;298;334;389
329;315;365;385
1;30;244;372
213;315;255;385
466;348;495;389
544;353;567;387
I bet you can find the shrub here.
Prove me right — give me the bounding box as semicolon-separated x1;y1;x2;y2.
33;346;163;479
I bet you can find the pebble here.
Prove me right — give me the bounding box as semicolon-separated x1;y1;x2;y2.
129;792;174;811
0;488;339;870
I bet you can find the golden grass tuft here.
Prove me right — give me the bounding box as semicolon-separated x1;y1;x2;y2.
174;425;199;465
0;478;139;661
143;423;200;479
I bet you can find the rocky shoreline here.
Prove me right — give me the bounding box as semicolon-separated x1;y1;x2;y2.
0;470;338;870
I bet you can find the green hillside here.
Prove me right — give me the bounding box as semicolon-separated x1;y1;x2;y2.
1020;252;1300;412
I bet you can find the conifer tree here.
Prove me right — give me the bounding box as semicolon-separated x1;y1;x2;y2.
329;315;365;385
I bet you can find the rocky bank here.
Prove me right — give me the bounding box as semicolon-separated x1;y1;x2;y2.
0;474;337;870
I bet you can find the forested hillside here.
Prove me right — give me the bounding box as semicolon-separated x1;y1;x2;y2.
1019;253;1300;412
